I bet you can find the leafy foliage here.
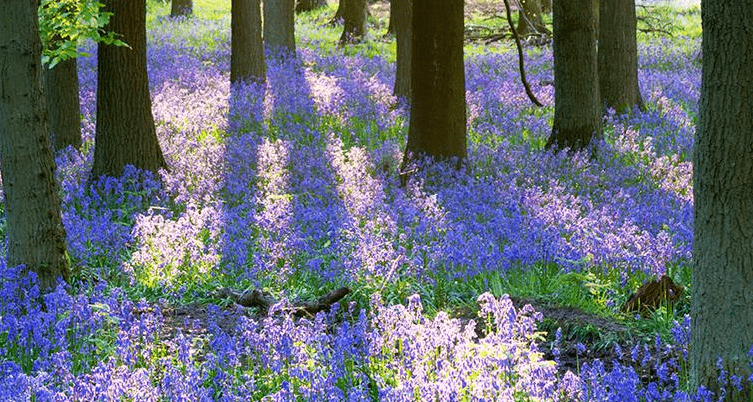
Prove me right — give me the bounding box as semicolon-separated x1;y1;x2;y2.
38;0;127;68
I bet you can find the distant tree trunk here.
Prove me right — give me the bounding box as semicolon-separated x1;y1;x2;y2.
546;0;600;152
171;0;193;17
339;0;367;44
402;0;466;170
598;0;643;113
386;0;396;36
45;57;82;151
392;0;411;100
94;0;167;178
232;0;266;83
0;0;70;290
296;0;326;13
264;0;296;54
541;0;551;13
691;0;753;399
516;0;548;36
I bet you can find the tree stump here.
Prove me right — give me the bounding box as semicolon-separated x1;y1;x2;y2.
621;275;684;316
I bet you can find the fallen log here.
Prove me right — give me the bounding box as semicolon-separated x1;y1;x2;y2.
216;286;351;318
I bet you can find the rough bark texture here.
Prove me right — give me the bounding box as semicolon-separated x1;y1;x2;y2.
402;0;466;168
516;0;548;36
45;57;82;151
339;0;368;44
232;0;266;84
94;0;166;178
392;0;411;100
691;0;753;398
0;0;70;290
171;0;193;17
598;0;644;113
546;0;600;152
263;0;296;54
296;0;327;13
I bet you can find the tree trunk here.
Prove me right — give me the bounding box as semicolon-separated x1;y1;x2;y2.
263;0;296;55
402;0;466;169
171;0;193;17
45;57;82;151
330;0;344;23
546;0;600;152
691;0;753;399
0;0;70;290
94;0;167;178
516;0;548;36
232;0;266;84
598;0;643;113
296;0;327;13
386;0;395;36
392;0;411;100
339;0;367;44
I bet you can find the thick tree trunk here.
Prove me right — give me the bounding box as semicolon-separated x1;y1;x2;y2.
45;57;82;151
0;0;70;290
598;0;643;113
232;0;266;83
94;0;166;178
392;0;411;100
546;0;600;152
339;0;367;44
263;0;296;54
330;0;344;23
296;0;327;13
402;0;466;168
516;0;548;36
171;0;193;17
691;0;753;399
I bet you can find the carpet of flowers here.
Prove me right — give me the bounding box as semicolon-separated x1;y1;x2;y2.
2;1;749;401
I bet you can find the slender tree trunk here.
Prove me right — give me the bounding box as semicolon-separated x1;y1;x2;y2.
598;0;643;113
339;0;367;44
0;0;70;290
94;0;166;178
392;0;411;100
516;0;548;36
264;0;296;54
691;0;753;399
546;0;600;152
296;0;327;13
402;0;466;169
45;57;82;151
386;0;395;36
232;0;266;83
171;0;193;17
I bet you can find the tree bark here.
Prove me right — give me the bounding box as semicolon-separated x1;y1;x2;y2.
232;0;266;84
171;0;193;17
339;0;367;44
516;0;548;36
691;0;753;399
45;57;82;151
296;0;327;13
392;0;411;100
263;0;297;55
402;0;466;169
598;0;644;113
94;0;167;178
386;0;395;36
546;0;600;152
0;0;70;290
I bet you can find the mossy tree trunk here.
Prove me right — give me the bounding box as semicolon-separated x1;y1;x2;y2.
232;0;266;84
598;0;643;113
691;0;753;399
546;0;600;152
339;0;367;44
0;0;70;290
402;0;466;169
45;57;82;151
264;0;297;54
392;0;411;100
94;0;167;178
